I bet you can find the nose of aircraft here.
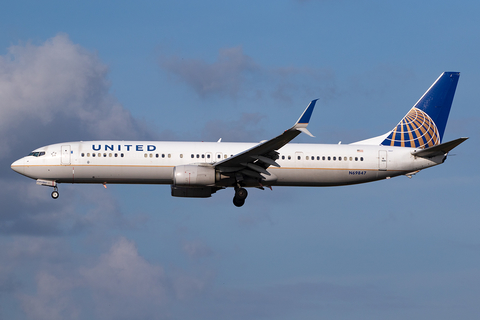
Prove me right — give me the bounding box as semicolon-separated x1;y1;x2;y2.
11;158;25;175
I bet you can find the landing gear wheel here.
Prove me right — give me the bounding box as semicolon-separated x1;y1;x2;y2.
233;187;248;207
51;190;59;199
235;188;248;200
233;197;245;207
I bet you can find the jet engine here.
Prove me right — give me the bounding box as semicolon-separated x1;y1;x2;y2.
171;165;217;198
173;165;216;186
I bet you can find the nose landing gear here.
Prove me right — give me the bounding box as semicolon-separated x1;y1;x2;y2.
51;186;59;199
36;179;59;199
233;187;248;207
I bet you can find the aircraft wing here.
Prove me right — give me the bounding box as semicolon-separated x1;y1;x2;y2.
214;100;317;180
411;137;468;158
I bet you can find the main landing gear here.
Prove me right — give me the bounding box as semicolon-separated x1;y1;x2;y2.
233;187;248;207
51;186;59;199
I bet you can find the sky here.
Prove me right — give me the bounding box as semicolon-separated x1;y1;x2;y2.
0;0;479;319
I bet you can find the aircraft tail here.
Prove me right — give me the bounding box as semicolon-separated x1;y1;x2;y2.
380;72;460;149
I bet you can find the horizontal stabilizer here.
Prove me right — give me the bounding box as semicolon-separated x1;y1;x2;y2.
412;137;468;158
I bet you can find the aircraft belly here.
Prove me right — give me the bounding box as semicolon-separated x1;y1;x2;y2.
271;168;404;186
55;165;174;184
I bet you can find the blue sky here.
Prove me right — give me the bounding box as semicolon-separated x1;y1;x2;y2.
1;1;479;319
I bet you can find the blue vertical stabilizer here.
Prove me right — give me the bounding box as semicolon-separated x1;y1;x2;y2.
381;72;460;149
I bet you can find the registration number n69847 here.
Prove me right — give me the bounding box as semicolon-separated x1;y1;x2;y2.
349;171;367;175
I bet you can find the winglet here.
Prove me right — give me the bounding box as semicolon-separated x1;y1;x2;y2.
293;99;318;137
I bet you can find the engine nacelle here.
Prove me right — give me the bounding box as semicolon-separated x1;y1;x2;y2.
171;186;214;198
173;165;216;186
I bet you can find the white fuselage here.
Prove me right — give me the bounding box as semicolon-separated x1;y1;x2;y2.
11;140;444;187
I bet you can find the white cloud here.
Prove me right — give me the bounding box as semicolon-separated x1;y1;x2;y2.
160;46;259;98
159;46;337;104
19;272;80;320
0;34;156;236
5;235;218;320
0;33;155;160
79;237;168;319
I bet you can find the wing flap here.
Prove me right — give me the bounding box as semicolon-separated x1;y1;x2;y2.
251;155;280;167
241;162;271;176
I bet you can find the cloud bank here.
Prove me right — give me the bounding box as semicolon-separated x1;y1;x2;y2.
0;34;157;236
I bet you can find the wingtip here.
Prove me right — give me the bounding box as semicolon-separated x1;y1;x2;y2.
295;99;318;125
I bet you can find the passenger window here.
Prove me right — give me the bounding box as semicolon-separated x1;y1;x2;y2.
349;157;352;161
156;154;159;158
196;154;199;158
180;154;183;158
328;156;331;160
202;154;205;158
191;154;194;158
355;157;358;161
115;153;118;157
150;154;153;158
98;153;101;157
297;156;301;160
217;154;221;159
224;154;227;159
338;157;341;161
168;154;171;158
109;153;112;157
306;156;309;160
81;153;85;157
87;153;90;157
282;155;285;160
162;154;165;158
144;154;148;158
360;157;364;161
92;153;96;157
121;153;124;157
207;154;210;159
333;156;336;160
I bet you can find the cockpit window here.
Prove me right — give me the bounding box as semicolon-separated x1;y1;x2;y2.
28;151;46;157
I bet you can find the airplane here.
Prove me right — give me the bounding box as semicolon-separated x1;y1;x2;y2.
11;72;468;207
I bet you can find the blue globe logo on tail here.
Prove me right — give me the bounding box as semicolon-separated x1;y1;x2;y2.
381;107;440;149
380;72;460;149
